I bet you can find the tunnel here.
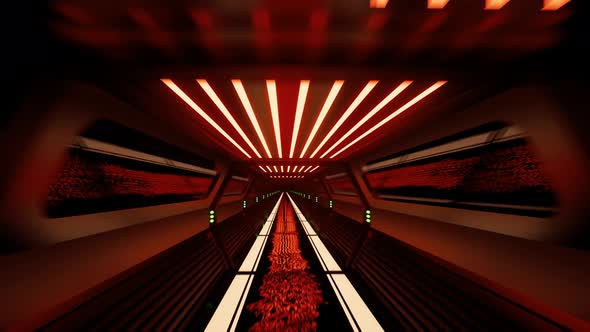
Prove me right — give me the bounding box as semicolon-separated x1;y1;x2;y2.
1;0;590;331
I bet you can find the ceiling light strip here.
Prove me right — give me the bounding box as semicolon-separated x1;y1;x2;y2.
309;81;378;158
258;165;267;173
273;165;278;172
287;165;291;172
331;81;447;158
308;166;320;173
320;81;412;158
290;80;310;158
161;79;251;158
303;165;313;172
266;80;283;158
197;80;262;158
232;80;273;158
266;166;273;173
300;80;344;158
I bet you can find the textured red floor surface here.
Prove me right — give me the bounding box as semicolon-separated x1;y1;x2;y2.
247;201;324;332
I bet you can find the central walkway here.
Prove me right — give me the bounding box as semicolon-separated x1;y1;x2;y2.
246;198;324;331
206;192;383;331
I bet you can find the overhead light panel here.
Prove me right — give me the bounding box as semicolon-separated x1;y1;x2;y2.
300;80;344;158
331;81;447;158
428;0;449;9
267;80;283;158
485;0;510;10
161;79;252;158
197;79;262;158
290;80;310;158
310;81;377;158
232;79;273;158
542;0;569;10
320;81;412;158
370;0;389;8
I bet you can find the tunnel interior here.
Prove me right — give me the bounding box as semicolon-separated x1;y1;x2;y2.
2;0;590;331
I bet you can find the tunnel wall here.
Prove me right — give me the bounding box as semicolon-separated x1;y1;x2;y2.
353;85;590;245
291;194;590;329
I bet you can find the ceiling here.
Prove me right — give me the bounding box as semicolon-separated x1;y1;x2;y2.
41;0;578;181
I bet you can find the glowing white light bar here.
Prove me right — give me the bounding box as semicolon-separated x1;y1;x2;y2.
320;81;412;158
287;165;291;172
273;165;278;172
280;165;284;172
290;80;310;158
266;166;273;173
300;80;344;157
310;81;378;158
204;274;254;332
303;165;313;173
266;80;283;158
240;195;282;267
485;0;510;10
292;165;299;172
331;81;446;158
258;165;267;172
232;79;273;158
542;0;569;10
309;236;342;271
239;236;267;272
370;0;389;9
330;274;384;332
428;0;449;9
308;165;320;173
197;80;262;158
162;79;252;158
286;193;383;331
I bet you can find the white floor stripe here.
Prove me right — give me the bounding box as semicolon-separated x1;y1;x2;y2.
286;192;384;332
204;193;283;332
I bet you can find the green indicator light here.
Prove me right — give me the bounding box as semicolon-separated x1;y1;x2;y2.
209;210;215;215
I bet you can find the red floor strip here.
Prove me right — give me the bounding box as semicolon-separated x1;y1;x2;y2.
246;200;324;331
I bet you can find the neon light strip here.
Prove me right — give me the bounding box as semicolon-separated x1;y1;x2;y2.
232;80;273;158
266;166;273;173
290;80;310;158
206;194;283;332
292;165;299;172
267;80;283;158
162;79;251;158
280;165;284;172
240;195;283;269
302;165;313;173
331;81;446;158
286;193;384;332
308;165;320;173
258;165;267;172
309;81;378;158
320;81;412;158
273;165;278;172
205;274;253;332
287;165;291;172
300;81;344;157
197;79;262;158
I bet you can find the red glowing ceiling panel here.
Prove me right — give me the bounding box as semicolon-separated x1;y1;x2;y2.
161;78;447;171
